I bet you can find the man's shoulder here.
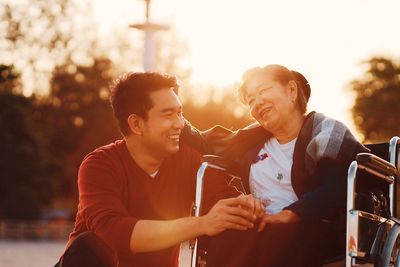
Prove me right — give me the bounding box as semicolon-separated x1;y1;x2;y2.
82;140;126;165
177;144;202;160
78;140;129;185
89;139;124;154
164;144;201;168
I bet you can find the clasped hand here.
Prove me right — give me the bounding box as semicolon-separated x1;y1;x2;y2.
201;194;265;236
201;194;301;236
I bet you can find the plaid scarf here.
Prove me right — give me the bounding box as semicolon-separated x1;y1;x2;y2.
299;112;368;177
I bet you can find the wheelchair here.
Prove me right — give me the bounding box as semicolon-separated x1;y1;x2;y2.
190;136;400;267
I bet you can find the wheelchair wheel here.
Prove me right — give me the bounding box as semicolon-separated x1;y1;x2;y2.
377;224;400;267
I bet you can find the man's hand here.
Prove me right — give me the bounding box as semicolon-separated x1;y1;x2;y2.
200;195;260;236
257;210;301;232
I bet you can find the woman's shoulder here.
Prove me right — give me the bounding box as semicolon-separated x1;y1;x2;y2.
301;111;354;139
308;112;348;129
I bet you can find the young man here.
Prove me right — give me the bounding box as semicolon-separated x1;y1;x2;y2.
55;72;263;267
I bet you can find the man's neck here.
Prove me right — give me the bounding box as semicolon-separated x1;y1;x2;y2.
124;136;164;175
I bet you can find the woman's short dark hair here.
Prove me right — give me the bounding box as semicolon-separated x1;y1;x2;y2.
109;72;179;136
238;64;311;114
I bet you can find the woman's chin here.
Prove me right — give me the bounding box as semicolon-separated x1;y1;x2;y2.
259;120;271;130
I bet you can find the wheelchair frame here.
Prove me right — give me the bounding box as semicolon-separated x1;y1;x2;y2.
190;155;244;267
345;154;397;266
190;136;400;267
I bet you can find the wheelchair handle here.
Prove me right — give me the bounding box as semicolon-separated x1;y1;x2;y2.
356;153;398;182
390;136;400;172
201;155;242;177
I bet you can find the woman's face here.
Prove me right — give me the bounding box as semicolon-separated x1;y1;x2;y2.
244;71;298;134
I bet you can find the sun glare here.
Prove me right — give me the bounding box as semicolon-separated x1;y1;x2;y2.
95;0;400;133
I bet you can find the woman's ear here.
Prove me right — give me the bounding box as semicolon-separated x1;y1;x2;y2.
127;114;143;136
287;80;298;103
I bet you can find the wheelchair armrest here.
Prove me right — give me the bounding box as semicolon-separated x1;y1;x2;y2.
201;155;241;177
356;153;398;178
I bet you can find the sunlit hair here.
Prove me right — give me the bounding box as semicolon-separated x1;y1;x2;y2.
238;64;311;114
109;72;179;136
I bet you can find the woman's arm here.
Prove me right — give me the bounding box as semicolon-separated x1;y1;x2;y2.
180;119;213;154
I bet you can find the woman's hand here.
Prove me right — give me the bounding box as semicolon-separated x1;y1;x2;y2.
237;194;265;219
257;210;301;232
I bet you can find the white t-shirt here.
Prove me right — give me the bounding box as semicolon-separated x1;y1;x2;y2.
149;170;159;178
249;137;298;214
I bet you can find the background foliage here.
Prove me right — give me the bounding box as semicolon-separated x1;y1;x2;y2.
349;57;400;142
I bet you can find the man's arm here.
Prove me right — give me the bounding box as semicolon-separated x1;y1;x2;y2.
79;149;263;254
130;195;262;253
181;120;269;158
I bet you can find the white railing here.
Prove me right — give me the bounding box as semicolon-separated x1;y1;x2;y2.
0;220;74;240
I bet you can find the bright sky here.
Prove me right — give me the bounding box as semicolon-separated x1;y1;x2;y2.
94;0;400;135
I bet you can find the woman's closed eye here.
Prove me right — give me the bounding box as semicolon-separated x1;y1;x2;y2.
246;87;271;106
258;87;271;95
247;98;255;106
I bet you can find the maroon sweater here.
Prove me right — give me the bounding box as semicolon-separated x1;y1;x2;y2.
67;140;237;267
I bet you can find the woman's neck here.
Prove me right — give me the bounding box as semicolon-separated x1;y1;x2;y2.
273;113;305;144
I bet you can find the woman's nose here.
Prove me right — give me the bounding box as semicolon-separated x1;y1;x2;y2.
254;93;264;106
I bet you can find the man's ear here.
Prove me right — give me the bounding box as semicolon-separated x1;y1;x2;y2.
127;114;144;136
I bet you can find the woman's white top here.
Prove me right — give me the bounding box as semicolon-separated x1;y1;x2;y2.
249;137;298;214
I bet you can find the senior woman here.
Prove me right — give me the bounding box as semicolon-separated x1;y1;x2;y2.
183;64;369;267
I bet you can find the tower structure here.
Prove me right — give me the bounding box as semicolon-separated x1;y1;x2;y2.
130;0;169;71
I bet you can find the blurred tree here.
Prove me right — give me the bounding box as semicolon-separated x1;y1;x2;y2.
155;31;192;84
0;65;54;219
183;86;254;131
38;58;120;199
0;59;122;218
350;57;400;142
0;0;99;94
0;64;21;94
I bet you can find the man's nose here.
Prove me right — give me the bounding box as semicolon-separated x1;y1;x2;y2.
174;115;185;129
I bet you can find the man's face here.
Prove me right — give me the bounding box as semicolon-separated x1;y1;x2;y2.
140;88;184;158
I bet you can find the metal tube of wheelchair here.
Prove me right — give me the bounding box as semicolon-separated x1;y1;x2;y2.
191;162;208;267
389;136;399;217
346;161;358;267
390;136;400;169
389;182;395;217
